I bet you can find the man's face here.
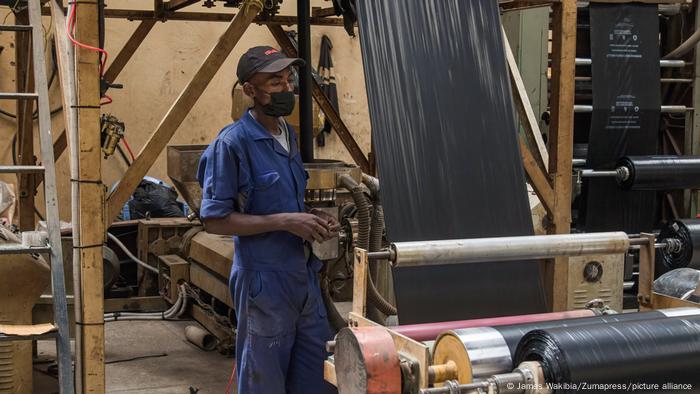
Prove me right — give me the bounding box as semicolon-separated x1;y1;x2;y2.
243;67;294;106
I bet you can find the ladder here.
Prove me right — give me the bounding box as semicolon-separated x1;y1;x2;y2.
0;0;74;392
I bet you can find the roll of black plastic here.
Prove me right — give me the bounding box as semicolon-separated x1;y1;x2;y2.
617;156;700;191
433;308;700;382
515;315;700;393
657;219;700;273
654;268;700;303
355;0;546;324
583;3;660;233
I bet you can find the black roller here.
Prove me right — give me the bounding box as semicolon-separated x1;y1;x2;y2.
656;219;700;274
496;311;664;357
515;315;700;393
617;156;700;191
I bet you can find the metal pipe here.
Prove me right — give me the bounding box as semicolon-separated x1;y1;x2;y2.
579;169;618;178
575;58;686;67
391;232;630;268
297;0;313;162
572;158;586;167
574;105;689;113
575;76;693;84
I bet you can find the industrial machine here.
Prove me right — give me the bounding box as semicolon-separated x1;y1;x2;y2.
325;231;700;393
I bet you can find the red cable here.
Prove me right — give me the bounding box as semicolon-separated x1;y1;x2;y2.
120;137;136;162
224;360;236;394
66;4;110;99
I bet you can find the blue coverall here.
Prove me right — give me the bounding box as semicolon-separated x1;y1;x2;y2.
197;110;336;394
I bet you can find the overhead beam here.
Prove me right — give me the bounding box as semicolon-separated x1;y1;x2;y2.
268;25;370;173
103;20;156;85
105;0;262;225
42;7;346;25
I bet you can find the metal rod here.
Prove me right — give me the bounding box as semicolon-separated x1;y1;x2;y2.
572;158;586;166
367;250;393;260
0;165;45;173
575;76;693;84
579;169;618;178
574;105;689;113
297;0;313;162
391;232;630;267
575;58;686;68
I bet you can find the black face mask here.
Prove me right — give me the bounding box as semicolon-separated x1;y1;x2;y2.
258;90;295;117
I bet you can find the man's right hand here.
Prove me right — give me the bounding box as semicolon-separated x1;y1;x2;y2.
281;213;335;243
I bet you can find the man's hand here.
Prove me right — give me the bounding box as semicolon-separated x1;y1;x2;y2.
281;212;335;243
309;208;341;233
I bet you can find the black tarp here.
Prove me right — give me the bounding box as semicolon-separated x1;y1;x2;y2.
583;3;660;233
356;0;546;324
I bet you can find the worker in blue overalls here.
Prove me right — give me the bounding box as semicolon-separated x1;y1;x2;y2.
197;46;339;393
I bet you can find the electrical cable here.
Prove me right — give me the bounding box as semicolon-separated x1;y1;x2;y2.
121;137;136;162
106;232;158;274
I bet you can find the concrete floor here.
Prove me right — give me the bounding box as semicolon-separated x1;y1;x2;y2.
35;320;233;393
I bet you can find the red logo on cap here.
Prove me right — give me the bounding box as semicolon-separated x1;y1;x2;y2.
265;49;279;55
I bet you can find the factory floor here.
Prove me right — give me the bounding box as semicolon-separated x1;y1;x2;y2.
34;320;234;393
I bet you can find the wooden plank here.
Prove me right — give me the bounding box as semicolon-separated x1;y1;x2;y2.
636;234;656;310
312;7;336;17
105;2;261;225
519;136;554;216
324;360;337;386
103;20;156;85
649;292;700;311
546;0;576;312
503;27;549;172
269;25;370;173
15;9;37;231
351;249;368;317
42;7;347;25
73;0;106;390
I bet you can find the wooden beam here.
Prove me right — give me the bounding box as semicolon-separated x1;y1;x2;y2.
519;136;554;216
268;25;370;173
503;27;549;172
103;20;156;85
546;0;577;312
16;9;37;231
105;0;262;225
43;7;346;25
71;0;107;390
312;7;336;17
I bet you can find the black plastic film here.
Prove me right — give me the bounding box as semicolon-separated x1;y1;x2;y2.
618;155;700;191
515;316;700;392
583;3;660;233
653;268;700;302
657;219;700;273
355;0;546;324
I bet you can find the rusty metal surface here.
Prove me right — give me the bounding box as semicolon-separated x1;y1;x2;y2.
334;326;401;394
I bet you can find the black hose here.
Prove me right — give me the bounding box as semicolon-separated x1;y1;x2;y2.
320;269;348;332
340;174;397;317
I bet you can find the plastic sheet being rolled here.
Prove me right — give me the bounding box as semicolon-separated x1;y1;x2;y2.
583;3;660;233
432;308;700;383
656;219;700;274
355;0;545;324
617;156;700;191
653;268;700;303
514;315;700;392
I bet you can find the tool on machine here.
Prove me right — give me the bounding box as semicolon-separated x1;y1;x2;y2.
101;114;126;159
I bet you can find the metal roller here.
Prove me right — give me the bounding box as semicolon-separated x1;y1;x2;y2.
391;232;630;268
431;308;700;384
616;156;700;191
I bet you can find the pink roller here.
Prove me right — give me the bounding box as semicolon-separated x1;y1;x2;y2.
393;310;596;342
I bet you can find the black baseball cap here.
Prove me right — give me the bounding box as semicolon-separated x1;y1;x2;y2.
236;46;305;83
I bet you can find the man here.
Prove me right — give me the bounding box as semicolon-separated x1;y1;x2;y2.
197;46;339;393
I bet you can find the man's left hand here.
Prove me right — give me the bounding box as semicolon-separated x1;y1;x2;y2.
309;208;340;236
